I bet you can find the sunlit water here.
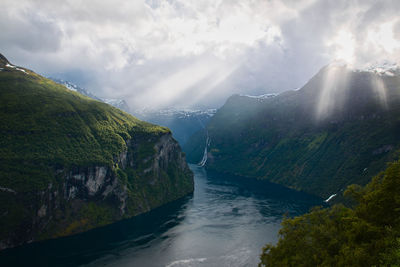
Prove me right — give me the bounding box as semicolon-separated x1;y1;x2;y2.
0;164;322;267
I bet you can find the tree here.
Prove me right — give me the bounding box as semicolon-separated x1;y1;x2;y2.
260;161;400;267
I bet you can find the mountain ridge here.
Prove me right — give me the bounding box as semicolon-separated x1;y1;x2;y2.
49;77;131;112
185;64;400;198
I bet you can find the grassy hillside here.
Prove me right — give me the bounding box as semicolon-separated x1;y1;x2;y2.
185;65;400;198
0;54;193;248
0;56;168;191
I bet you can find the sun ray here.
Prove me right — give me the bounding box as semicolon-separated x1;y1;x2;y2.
316;64;349;120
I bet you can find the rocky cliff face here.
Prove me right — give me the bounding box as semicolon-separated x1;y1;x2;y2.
0;132;193;250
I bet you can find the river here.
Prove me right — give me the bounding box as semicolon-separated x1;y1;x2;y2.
0;164;322;267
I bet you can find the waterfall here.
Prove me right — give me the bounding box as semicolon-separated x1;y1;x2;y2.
198;132;210;167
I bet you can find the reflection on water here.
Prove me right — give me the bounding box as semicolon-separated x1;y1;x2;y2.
0;164;322;267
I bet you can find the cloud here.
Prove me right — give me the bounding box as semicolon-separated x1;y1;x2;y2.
318;0;400;67
1;0;400;109
0;2;62;53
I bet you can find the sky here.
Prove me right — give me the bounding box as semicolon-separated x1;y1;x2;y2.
2;0;400;109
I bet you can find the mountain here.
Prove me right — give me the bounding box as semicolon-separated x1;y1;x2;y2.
49;78;102;101
133;108;216;146
184;64;400;199
0;54;193;250
49;78;214;147
49;78;130;112
102;98;130;112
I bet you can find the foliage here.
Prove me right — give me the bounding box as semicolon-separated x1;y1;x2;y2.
0;61;193;246
0;66;168;193
259;160;400;266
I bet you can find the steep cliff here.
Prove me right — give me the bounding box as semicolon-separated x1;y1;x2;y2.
0;54;193;250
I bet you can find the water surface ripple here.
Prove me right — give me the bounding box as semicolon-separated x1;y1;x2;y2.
0;164;322;267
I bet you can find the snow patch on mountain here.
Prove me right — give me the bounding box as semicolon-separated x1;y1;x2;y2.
102;98;125;106
50;78;100;100
238;93;278;102
239;93;278;99
101;98;130;112
134;107;217;119
63;82;78;92
5;63;28;74
49;78;129;111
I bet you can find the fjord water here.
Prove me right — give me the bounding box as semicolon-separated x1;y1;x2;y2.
1;165;322;267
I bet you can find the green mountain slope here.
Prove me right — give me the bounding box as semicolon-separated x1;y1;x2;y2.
0;54;193;249
260;159;400;266
185;65;400;199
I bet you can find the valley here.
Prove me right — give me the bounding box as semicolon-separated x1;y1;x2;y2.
2;1;400;264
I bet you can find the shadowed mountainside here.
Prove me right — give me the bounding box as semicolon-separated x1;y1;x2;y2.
185;64;400;199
